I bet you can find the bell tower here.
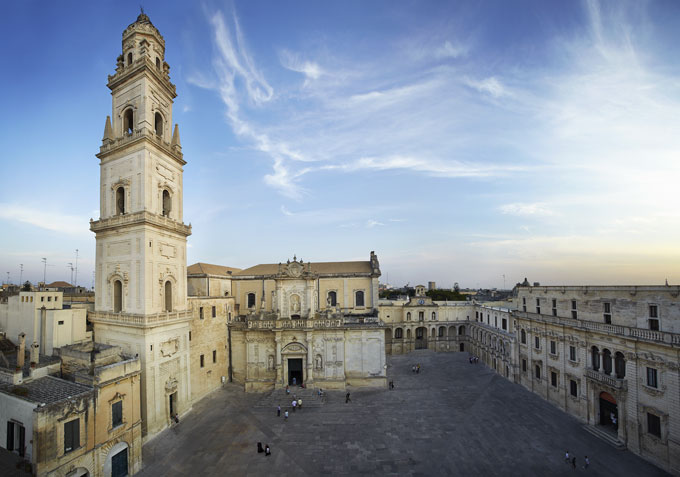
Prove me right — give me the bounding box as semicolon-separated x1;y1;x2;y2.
90;11;192;440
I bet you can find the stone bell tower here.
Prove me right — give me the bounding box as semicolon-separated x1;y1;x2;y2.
90;11;192;440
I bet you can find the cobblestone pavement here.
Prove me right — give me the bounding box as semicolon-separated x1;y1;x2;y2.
139;350;669;476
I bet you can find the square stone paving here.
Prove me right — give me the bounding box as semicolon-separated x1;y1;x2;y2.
139;350;669;476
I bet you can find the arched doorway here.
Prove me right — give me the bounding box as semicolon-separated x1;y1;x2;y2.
281;342;307;387
599;391;618;432
104;441;129;477
415;327;427;349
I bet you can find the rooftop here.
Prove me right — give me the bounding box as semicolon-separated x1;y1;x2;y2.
234;261;373;277
188;262;242;276
0;375;92;405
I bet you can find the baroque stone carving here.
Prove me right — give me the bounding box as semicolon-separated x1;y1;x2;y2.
160;338;179;357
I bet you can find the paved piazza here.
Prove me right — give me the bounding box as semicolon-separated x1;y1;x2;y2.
139;351;668;476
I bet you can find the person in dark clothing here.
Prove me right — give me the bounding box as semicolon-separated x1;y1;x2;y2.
345;392;351;403
571;457;576;469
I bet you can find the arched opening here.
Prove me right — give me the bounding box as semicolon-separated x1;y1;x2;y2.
459;343;465;352
327;291;337;307
247;293;256;308
406;329;411;339
123;108;134;135
591;346;600;370
458;325;465;336
614;352;626;379
415;327;427;349
162;189;171;217
431;311;436;320
156;57;161;69
602;349;612;375
164;281;172;312
431;328;436;338
127;52;133;65
155;112;163;136
115;187;125;215
105;441;129;477
521;329;526;344
394;328;403;339
599;391;618;431
113;280;122;313
406;312;411;321
448;325;456;336
438;326;445;337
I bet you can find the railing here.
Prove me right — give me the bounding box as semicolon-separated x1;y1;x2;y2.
98;125;182;162
90;210;192;236
245;316;384;330
89;310;193;327
585;369;627;390
514;311;678;346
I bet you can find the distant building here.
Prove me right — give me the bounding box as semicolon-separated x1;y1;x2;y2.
428;281;436;291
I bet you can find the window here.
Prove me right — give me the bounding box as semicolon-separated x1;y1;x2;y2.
58;320;64;325
649;305;658;318
536;298;541;314
475;311;479;320
502;318;507;331
535;365;541;380
112;401;123;427
64;419;79;453
355;290;365;307
569;346;576;362
406;312;411;321
418;311;424;321
113;280;123;313
127;52;133;65
649;318;659;331
551;371;557;387
156;57;161;69
438;327;444;337
535;336;540;349
494;316;497;327
487;314;490;324
212;306;216;318
41;296;44;302
199;307;204;319
327;291;337;307
647;413;661;438
520;329;526;344
189;331;191;341
48;296;51;302
6;422;26;457
552;299;557;316
200;355;205;368
213;350;217;363
522;359;527;372
603;302;611;324
571;300;577;319
647;367;658;388
116;186;125;215
247;293;256;308
550;340;556;355
591;346;600;370
570;380;578;397
123;108;134;135
395;328;403;339
164;281;172;312
155;112;163;136
162;189;171;217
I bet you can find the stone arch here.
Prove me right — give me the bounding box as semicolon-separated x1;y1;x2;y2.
154;111;165;137
103;440;129;477
602;348;612;375
406;328;412;339
123;107;134;135
614;351;625;379
438;326;446;337
164;280;173;312
591;346;600;370
448;325;456;336
394;327;403;339
162;188;172;217
458;325;465;336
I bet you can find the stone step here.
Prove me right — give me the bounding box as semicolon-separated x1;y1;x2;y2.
255;387;327;409
582;425;626;450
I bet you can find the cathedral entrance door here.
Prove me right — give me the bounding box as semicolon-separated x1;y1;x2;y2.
599;391;618;432
288;358;303;386
415;327;427;350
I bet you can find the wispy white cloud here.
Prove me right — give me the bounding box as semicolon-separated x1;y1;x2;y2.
435;40;468;59
464;76;509;98
279;49;325;86
0;204;88;236
499;203;555;217
366;219;384;228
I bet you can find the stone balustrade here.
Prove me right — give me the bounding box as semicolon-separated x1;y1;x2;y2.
89;310;193;328
90;210;192;236
585;368;627;390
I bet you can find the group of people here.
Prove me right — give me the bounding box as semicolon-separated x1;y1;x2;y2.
469;355;479;364
257;442;271;456
565;451;590;470
277;396;303;419
411;364;421;373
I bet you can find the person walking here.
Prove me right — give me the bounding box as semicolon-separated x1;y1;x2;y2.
345;392;351;403
284;410;289;420
265;444;271;456
583;456;589;470
565;450;570;464
412;365;416;373
277;405;281;417
292;376;297;386
571;456;576;470
297;398;302;410
292;399;297;412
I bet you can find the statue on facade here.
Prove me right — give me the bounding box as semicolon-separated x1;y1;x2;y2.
290;294;301;314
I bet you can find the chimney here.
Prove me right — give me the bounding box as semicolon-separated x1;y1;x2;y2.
30;341;40;366
17;333;26;369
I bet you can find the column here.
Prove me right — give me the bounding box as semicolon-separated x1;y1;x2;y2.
274;332;282;388
306;331;314;385
598;351;604;372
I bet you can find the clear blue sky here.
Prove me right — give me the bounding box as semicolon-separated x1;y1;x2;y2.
1;0;679;289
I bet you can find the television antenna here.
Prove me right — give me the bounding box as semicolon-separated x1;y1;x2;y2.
74;249;79;287
67;263;74;285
